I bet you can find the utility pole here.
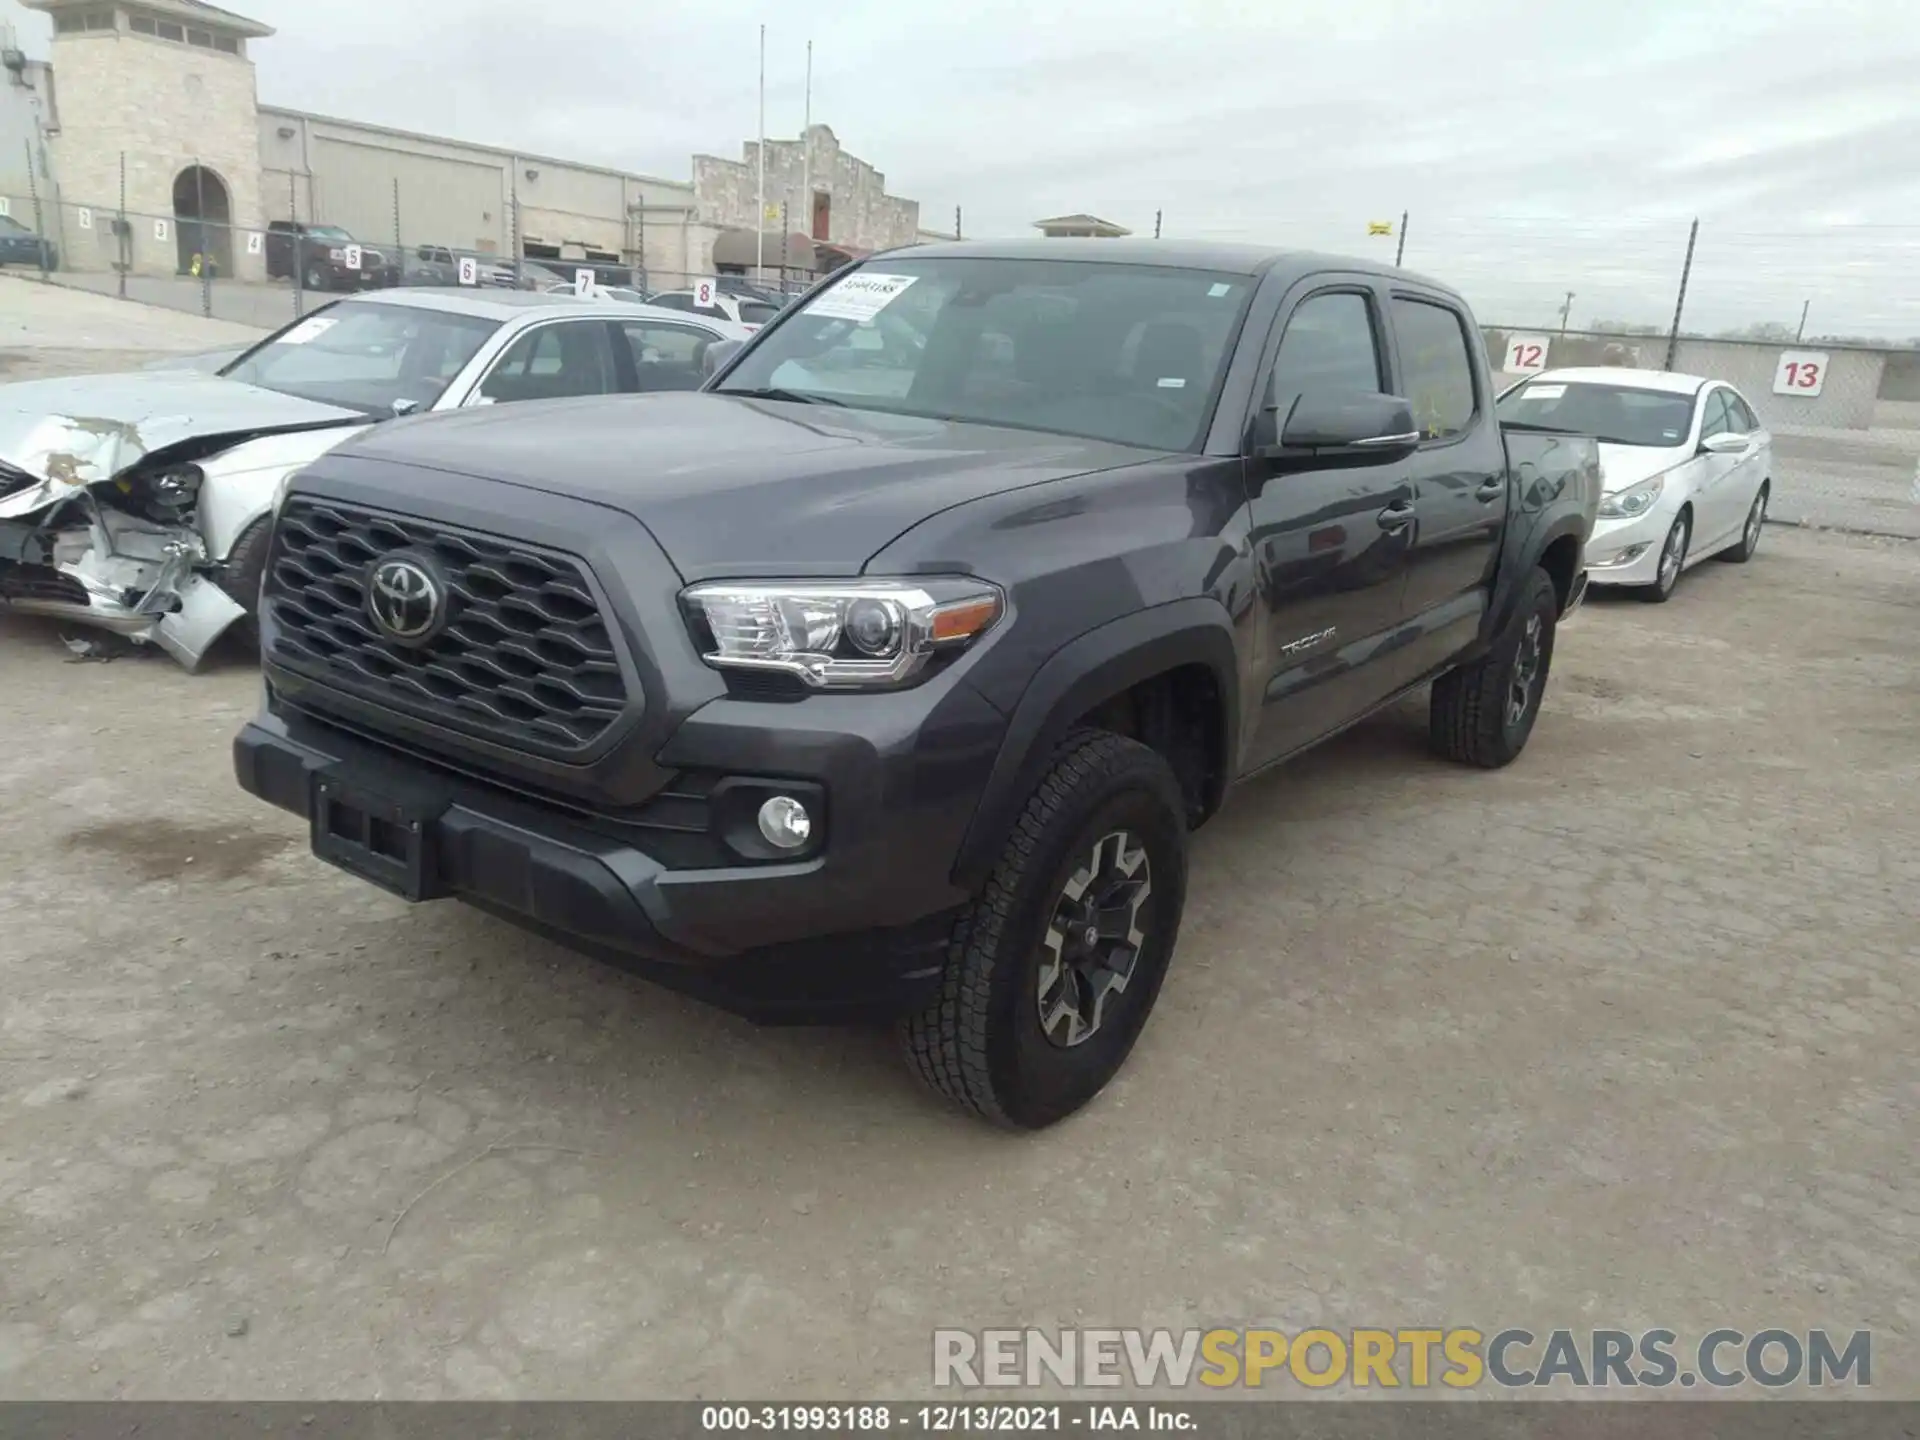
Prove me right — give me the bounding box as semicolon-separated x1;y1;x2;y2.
801;39;812;243
755;24;766;276
1664;218;1699;371
1559;291;1575;334
1393;209;1408;267
954;205;962;241
1796;299;1810;342
1153;209;1162;239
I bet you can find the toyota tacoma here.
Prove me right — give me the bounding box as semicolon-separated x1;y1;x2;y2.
233;241;1599;1128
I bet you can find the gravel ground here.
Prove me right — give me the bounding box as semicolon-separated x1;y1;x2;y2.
0;523;1915;1399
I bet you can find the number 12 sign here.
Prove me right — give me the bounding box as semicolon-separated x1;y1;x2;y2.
1503;334;1551;374
1772;350;1829;397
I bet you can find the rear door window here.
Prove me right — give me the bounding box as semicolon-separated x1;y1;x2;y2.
1390;297;1478;441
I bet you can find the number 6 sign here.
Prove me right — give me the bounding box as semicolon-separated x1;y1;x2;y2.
1772;350;1828;397
1503;334;1551;374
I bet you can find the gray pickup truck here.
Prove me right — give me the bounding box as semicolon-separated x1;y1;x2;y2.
234;241;1601;1127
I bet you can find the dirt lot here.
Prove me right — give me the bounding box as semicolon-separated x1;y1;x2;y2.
1;519;1916;1399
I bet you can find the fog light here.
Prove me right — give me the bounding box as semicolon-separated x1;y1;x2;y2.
757;795;812;850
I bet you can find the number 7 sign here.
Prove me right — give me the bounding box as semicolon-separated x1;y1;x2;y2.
1772;350;1828;396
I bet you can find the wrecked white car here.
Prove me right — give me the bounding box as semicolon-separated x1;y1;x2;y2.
0;288;751;669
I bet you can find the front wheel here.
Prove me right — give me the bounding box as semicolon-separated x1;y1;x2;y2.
1429;566;1559;769
901;730;1189;1129
1639;509;1691;602
213;515;273;651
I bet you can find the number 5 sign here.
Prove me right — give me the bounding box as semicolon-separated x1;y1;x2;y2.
1772;350;1828;397
1503;334;1551;374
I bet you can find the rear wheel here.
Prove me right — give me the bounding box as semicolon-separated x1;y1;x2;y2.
1717;483;1768;563
1429;566;1558;769
901;730;1189;1129
1639;509;1690;602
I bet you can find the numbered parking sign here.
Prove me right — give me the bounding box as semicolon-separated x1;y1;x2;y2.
343;244;362;271
77;207;93;231
153;218;169;241
457;256;479;286
693;277;717;308
1772;350;1829;397
246;231;263;256
1503;334;1551;374
0;197;9;218
574;267;596;298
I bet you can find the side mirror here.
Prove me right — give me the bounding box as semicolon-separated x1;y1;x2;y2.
390;398;421;418
1261;391;1420;462
1699;432;1748;455
701;338;745;381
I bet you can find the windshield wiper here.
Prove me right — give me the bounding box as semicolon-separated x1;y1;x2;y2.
720;386;848;407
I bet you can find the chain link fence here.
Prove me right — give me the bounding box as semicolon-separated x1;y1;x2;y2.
3;160;825;338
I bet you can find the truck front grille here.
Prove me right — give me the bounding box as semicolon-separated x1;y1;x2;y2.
267;498;631;756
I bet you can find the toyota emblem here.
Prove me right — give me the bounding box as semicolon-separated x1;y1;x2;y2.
365;554;447;644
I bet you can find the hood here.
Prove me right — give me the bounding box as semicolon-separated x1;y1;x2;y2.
1597;441;1689;493
314;391;1164;576
0;371;360;512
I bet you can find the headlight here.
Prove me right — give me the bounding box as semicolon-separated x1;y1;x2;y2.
1598;474;1664;519
681;578;1003;690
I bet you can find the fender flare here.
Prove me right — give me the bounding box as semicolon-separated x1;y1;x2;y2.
1486;513;1589;643
951;598;1241;891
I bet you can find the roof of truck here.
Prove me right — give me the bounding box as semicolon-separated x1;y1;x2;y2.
886;236;1452;290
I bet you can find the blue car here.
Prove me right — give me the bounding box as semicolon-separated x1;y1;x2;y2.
0;213;58;270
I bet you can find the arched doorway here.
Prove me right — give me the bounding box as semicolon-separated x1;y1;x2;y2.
172;165;233;277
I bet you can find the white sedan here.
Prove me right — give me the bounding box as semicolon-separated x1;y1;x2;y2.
1497;367;1772;602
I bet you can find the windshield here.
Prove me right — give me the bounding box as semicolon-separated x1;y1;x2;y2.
714;257;1257;451
220;301;501;415
308;225;353;242
1497;379;1696;448
0;215;28;235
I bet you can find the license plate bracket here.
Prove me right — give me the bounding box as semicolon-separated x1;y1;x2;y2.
310;773;449;902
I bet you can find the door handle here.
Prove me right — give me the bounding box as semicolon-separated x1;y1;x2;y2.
1476;479;1506;502
1377;500;1416;530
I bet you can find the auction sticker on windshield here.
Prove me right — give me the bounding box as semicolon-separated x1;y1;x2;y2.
807;273;919;323
278;317;339;346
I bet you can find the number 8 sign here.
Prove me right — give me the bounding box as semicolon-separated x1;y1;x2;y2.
1503;334;1551;374
694;278;717;308
1772;350;1829;397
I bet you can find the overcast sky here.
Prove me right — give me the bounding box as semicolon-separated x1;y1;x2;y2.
7;0;1918;335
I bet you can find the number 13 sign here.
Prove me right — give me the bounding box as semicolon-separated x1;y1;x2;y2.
1772;350;1828;397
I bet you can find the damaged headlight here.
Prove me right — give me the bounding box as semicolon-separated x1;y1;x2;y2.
118;463;203;526
680;578;1003;690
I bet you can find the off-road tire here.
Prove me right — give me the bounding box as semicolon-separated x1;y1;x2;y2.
214;515;273;650
1429;565;1558;770
901;729;1189;1129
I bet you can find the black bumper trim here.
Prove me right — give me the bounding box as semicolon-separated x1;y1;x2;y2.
233;720;954;1022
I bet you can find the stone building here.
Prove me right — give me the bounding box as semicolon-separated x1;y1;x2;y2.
12;0;923;283
693;124;921;273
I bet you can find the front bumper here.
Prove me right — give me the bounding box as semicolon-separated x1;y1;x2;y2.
1583;506;1672;588
234;682;1004;1022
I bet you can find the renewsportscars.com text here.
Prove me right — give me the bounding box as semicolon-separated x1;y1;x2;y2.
932;1327;1871;1390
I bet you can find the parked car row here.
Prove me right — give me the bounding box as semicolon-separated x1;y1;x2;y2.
3;238;1776;1129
